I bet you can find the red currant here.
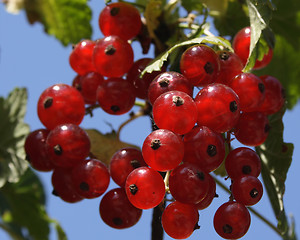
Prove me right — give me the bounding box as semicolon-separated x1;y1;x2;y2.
195;173;216;210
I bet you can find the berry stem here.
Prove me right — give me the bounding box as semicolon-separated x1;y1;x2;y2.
164;170;171;193
0;223;24;240
116;110;144;139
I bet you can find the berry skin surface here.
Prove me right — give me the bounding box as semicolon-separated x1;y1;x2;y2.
71;159;110;199
194;83;240;133
69;39;96;76
96;77;136;115
99;188;143;229
183;125;225;172
153;90;198;135
213;201;251;239
142;129;184;172
225;147;261;180
109;148;147;188
24;129;54;172
37;84;85;130
195;173;216;210
232;175;263;206
93;35;134;78
125;167;165;210
180;44;220;86
162;201;199;239
99;2;142;41
46;124;91;168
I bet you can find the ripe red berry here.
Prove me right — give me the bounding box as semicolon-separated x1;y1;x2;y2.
93;35;134;77
37;84;85;130
99;188;142;229
194;83;240;133
99;2;142;41
69;39;96;75
180;44;220;86
142;129;184;172
125;167;165;209
152;90;197;135
71;158;110;199
195;173;217;210
213;201;251;239
162;201;199;239
109;148;147;188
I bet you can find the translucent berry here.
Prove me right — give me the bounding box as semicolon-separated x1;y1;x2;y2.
195;173;217;210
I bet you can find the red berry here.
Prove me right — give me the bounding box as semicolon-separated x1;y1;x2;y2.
153;90;197;135
71;159;110;199
194;83;240;133
69;40;96;75
93;35;134;77
213;201;251;239
125;167;165;209
162;201;199;239
142;129;184;172
99;2;142;41
109;148;147;188
195;173;216;210
99;188;142;229
37;84;85;130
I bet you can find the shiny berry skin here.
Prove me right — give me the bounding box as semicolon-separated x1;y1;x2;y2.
255;75;285;115
96;77;136;115
99;188;142;229
109;148;147;188
69;39;96;75
37;84;85;130
180;44;220;86
194;83;240;133
183;126;225;172
153;90;197;135
93;35;134;77
148;71;194;105
24;129;54;172
162;201;199;239
71;159;110;199
126;58;165;99
214;201;251;239
46;124;91;168
232;176;263;206
195;173;216;210
230;72;265;112
225;147;261;180
234;111;270;146
99;2;142;41
51;167;83;203
72;72;104;105
142;129;184;172
169;162;209;205
233;27;273;70
215;50;244;86
125;167;165;209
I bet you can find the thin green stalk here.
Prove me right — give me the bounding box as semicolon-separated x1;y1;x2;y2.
0;223;25;240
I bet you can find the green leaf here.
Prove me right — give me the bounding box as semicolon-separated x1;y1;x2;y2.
181;0;204;13
24;0;92;46
255;108;295;237
50;219;68;240
0;88;30;188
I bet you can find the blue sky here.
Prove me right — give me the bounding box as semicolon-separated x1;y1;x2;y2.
0;1;299;240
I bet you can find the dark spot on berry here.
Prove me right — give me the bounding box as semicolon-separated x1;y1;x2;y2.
151;139;161;150
250;188;259;198
74;82;82;91
219;51;230;61
25;154;31;162
72;44;76;50
172;96;184;106
111;105;120;112
194;223;200;230
53;144;63;155
196;171;205;181
52;189;59;197
113;217;123;226
258;83;265;93
264;124;271;133
207;144;217;157
223;224;233;234
242;165;252;174
204;62;214;74
79;182;90;191
229;101;238;112
158;78;170;88
129;184;138;195
110;7;120;16
130;159;141;169
214;193;219;198
44;97;53;109
105;45;116;55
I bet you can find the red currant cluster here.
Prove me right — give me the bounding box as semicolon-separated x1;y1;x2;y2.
24;2;286;240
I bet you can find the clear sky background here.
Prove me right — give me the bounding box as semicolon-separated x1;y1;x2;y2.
0;1;299;240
